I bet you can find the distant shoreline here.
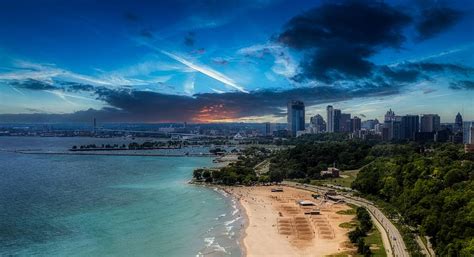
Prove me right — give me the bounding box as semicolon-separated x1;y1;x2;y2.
14;150;216;157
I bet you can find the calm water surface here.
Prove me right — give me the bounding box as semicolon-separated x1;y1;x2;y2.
0;137;242;257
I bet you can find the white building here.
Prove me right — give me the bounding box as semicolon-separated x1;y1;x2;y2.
463;121;474;144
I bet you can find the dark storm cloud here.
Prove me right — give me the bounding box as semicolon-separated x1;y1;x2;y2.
277;1;465;85
377;62;474;85
404;62;474;75
0;82;403;123
6;79;100;92
7;79;59;90
449;80;474;90
298;43;375;82
380;66;421;83
416;7;463;40
56;81;96;92
278;1;411;82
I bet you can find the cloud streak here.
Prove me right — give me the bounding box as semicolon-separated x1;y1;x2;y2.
160;50;248;93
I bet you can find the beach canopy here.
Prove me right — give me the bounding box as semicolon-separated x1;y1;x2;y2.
297;200;316;206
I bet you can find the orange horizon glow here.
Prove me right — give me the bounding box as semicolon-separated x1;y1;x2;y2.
192;104;239;123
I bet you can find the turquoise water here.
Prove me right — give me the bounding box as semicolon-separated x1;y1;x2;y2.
0;137;242;257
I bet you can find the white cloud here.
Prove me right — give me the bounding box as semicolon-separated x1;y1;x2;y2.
210;88;225;94
160;50;248;93
238;43;297;79
1;60;116;87
183;74;195;96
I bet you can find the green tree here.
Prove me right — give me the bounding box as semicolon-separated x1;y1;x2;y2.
193;169;203;180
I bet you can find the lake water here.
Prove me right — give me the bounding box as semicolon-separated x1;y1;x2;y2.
0;137;243;257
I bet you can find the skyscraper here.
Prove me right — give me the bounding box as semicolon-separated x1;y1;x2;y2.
287;100;305;137
339;113;351;132
470;127;474;145
264;122;272;136
351;116;361;132
455;112;463;133
384;109;396;122
420;114;441;132
310;114;326;133
401;115;419;140
333;109;341;132
463;121;474;144
326;105;334;132
383;109;401;140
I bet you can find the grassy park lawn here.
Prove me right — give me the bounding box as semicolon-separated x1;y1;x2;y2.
310;169;359;188
335;204;387;257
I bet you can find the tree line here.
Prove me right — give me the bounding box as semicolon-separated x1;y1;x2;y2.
352;143;473;256
193;138;473;256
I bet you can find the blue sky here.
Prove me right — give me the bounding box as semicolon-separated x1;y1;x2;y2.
0;0;473;123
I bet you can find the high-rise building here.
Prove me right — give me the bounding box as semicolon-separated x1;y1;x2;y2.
287;100;305;137
264;122;272;136
463;121;474;144
391;119;402;140
470;127;474;144
421;114;441;132
383;109;402;140
339;113;351;132
326;105;334;132
351;116;362;132
310;114;326;133
384;109;396;122
333;109;341;132
455;112;463;133
383;114;402;140
401;115;419;140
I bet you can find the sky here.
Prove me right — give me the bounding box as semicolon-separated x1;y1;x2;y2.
0;0;473;123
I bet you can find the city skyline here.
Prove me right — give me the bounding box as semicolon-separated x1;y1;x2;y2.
0;0;474;123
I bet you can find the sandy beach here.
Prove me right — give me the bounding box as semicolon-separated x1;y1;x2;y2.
225;185;356;257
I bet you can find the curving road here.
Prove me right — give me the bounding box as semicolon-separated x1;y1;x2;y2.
285;182;409;257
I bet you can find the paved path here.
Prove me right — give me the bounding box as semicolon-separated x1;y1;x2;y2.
285;182;410;257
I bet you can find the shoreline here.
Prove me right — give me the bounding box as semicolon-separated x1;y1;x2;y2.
221;185;358;257
217;186;249;257
192;157;356;256
13;150;216;157
189;184;247;257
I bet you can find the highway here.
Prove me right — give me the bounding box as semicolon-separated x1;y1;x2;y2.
285;181;409;257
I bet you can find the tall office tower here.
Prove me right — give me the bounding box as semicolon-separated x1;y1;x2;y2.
339;113;351;132
310;114;326;133
383;109;403;140
326;105;334;132
392;119;402;140
333;109;341;132
401;115;419;140
455;112;463;132
384;109;396;122
420;114;441;132
470;127;474;144
463;121;474;144
264;122;272;136
351;116;362;132
287;100;305;137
